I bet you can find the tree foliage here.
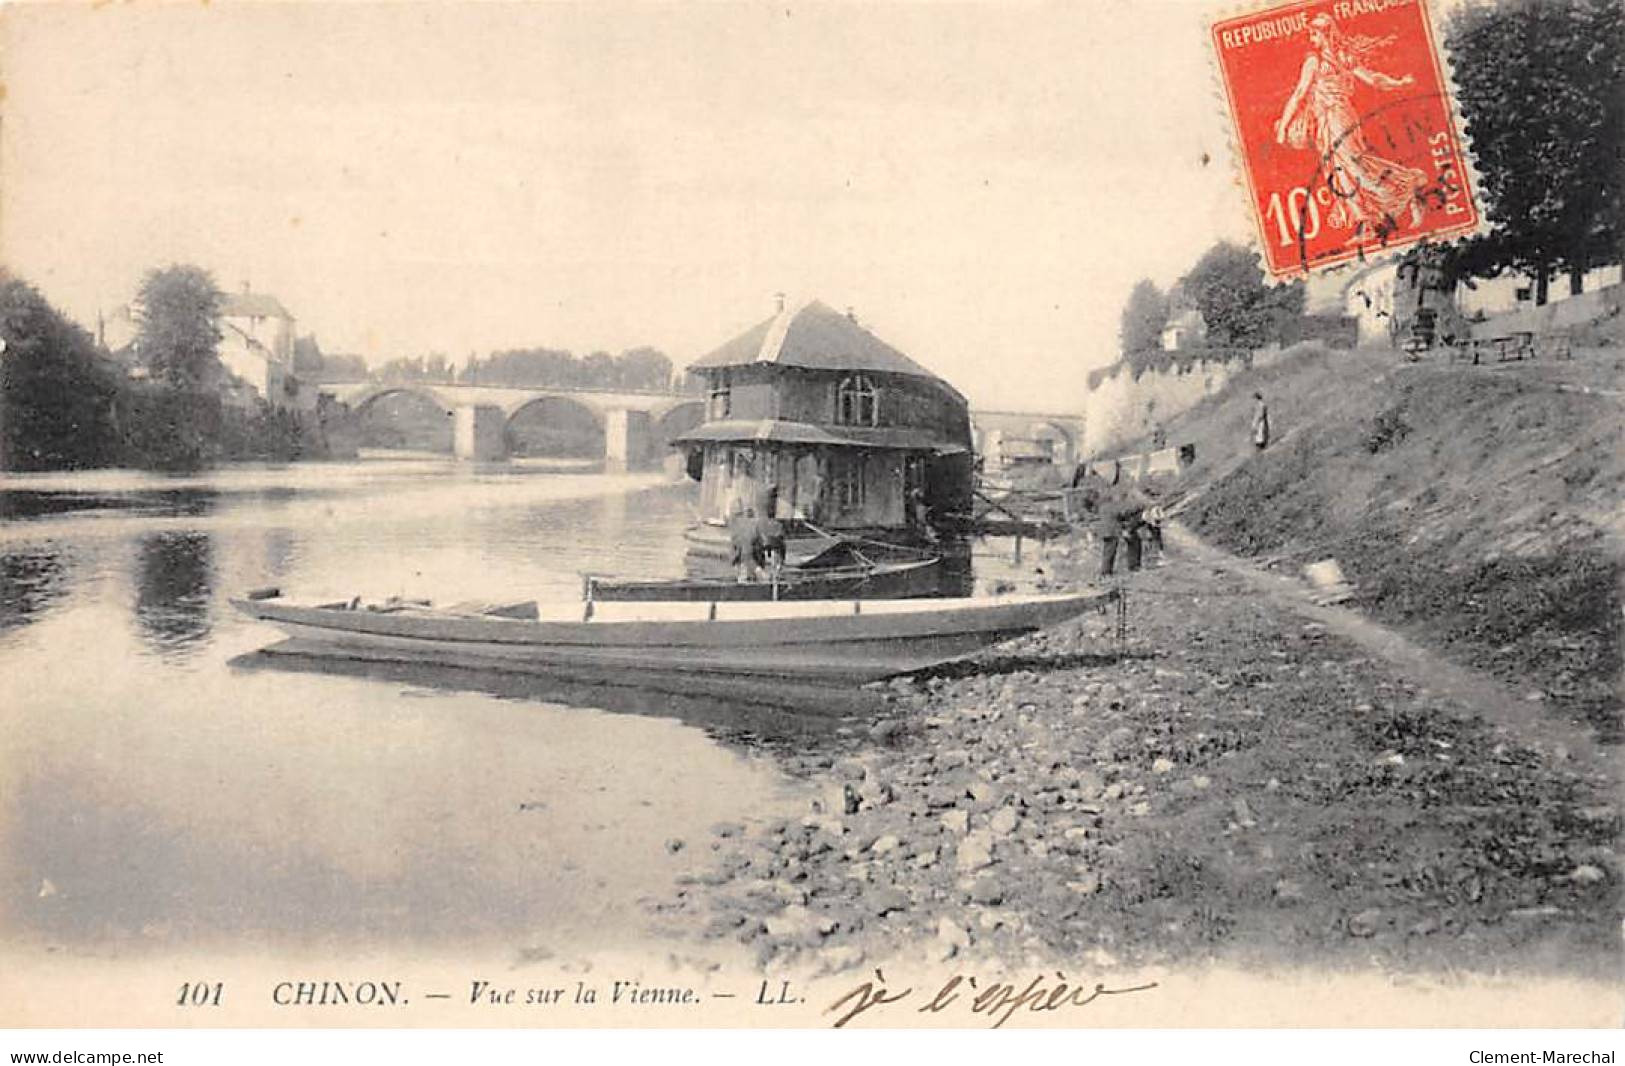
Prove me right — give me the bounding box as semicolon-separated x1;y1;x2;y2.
0;273;121;470
458;346;675;390
135;265;223;389
1180;241;1305;348
292;333;324;376
1119;279;1170;359
1446;0;1623;299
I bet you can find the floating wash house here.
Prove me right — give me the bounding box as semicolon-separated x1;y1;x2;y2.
675;299;974;566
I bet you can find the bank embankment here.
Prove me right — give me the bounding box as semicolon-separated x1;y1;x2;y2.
1169;348;1623;740
652;545;1618;978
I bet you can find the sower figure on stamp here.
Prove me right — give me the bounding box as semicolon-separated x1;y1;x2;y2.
1273;13;1427;234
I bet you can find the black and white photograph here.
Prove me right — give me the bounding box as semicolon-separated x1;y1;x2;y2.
0;0;1618;1051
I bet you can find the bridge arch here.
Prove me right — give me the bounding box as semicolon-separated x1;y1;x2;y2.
349;386;457;453
653;400;705;448
1030;420;1077;467
503;395;605;459
347;385;455;418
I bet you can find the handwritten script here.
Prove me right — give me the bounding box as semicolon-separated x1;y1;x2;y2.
824;969;1159;1029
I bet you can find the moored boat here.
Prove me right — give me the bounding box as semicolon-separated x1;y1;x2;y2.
585;555;943;602
231;587;1114;684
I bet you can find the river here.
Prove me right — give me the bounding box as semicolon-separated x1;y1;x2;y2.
0;458;854;964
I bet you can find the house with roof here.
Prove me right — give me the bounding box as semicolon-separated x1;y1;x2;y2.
674;299;974;565
218;286;296;408
1160;307;1207;351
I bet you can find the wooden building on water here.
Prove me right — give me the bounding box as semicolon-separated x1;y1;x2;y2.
675;299;974;565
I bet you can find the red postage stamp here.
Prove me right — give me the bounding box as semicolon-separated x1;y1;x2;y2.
1211;0;1482;279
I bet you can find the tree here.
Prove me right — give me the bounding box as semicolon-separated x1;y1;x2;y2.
617;346;674;391
135;265;223;389
1180;242;1305;348
1446;0;1623;302
579;350;617;388
1119;279;1170;358
292;333;324;376
0;273;120;470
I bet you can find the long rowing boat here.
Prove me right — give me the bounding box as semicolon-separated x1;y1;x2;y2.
231;587;1112;684
584;556;943;602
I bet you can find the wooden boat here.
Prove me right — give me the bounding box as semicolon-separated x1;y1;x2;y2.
230;587;1114;684
585;555;942;602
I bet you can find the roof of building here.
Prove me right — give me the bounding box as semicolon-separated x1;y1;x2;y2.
220;292;293;320
1163;308;1206;334
673;418;969;455
690;300;961;397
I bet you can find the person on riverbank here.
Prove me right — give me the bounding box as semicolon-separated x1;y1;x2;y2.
1251;392;1271;451
728;499;762;582
754;485;787;578
1078;462;1127;577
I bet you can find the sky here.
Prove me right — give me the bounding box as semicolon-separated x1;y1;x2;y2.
0;0;1257;411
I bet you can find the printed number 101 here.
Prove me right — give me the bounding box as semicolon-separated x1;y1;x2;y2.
177;981;223;1006
1265;186;1329;245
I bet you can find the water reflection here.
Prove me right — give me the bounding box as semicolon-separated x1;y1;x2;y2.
133;531;214;652
0;546;69;632
0;487;221;521
231;645;875;748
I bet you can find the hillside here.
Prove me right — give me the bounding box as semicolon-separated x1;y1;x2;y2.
1131;344;1624;740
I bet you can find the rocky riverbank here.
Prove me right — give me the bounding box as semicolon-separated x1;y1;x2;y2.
650;536;1619;979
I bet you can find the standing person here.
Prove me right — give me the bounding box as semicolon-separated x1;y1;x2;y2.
1251;392;1271;451
1117;480;1149;572
1140;498;1166;566
754;485;786;578
728;499;761;583
1088;464;1125;577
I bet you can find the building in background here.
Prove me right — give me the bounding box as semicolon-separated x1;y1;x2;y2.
218;286;297;408
1159;308;1207;352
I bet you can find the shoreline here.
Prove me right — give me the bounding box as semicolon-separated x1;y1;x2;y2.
653;535;1619;983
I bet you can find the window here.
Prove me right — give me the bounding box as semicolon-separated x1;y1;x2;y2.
707;374;731;419
835;374;879;426
832;452;865;512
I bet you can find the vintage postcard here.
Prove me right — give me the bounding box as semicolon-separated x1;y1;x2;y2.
0;0;1618;1050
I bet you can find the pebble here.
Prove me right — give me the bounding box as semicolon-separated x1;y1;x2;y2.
967;877;1005;905
935;917;972;958
1152;757;1175;774
871;834;902;856
1347;909;1383;937
957;832;996;872
988;808;1021;835
940;810;970;834
1273;879;1305;902
872;888;910;917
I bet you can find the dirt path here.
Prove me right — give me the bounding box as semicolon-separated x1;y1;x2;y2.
1164;520;1617;779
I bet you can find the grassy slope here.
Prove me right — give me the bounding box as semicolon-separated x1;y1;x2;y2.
1140;346;1624;739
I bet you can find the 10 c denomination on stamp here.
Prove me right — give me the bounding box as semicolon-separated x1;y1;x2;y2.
1211;0;1482;278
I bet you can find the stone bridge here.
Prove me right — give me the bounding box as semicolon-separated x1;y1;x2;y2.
318;382;706;465
969;410;1086;469
320;381;1085;471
